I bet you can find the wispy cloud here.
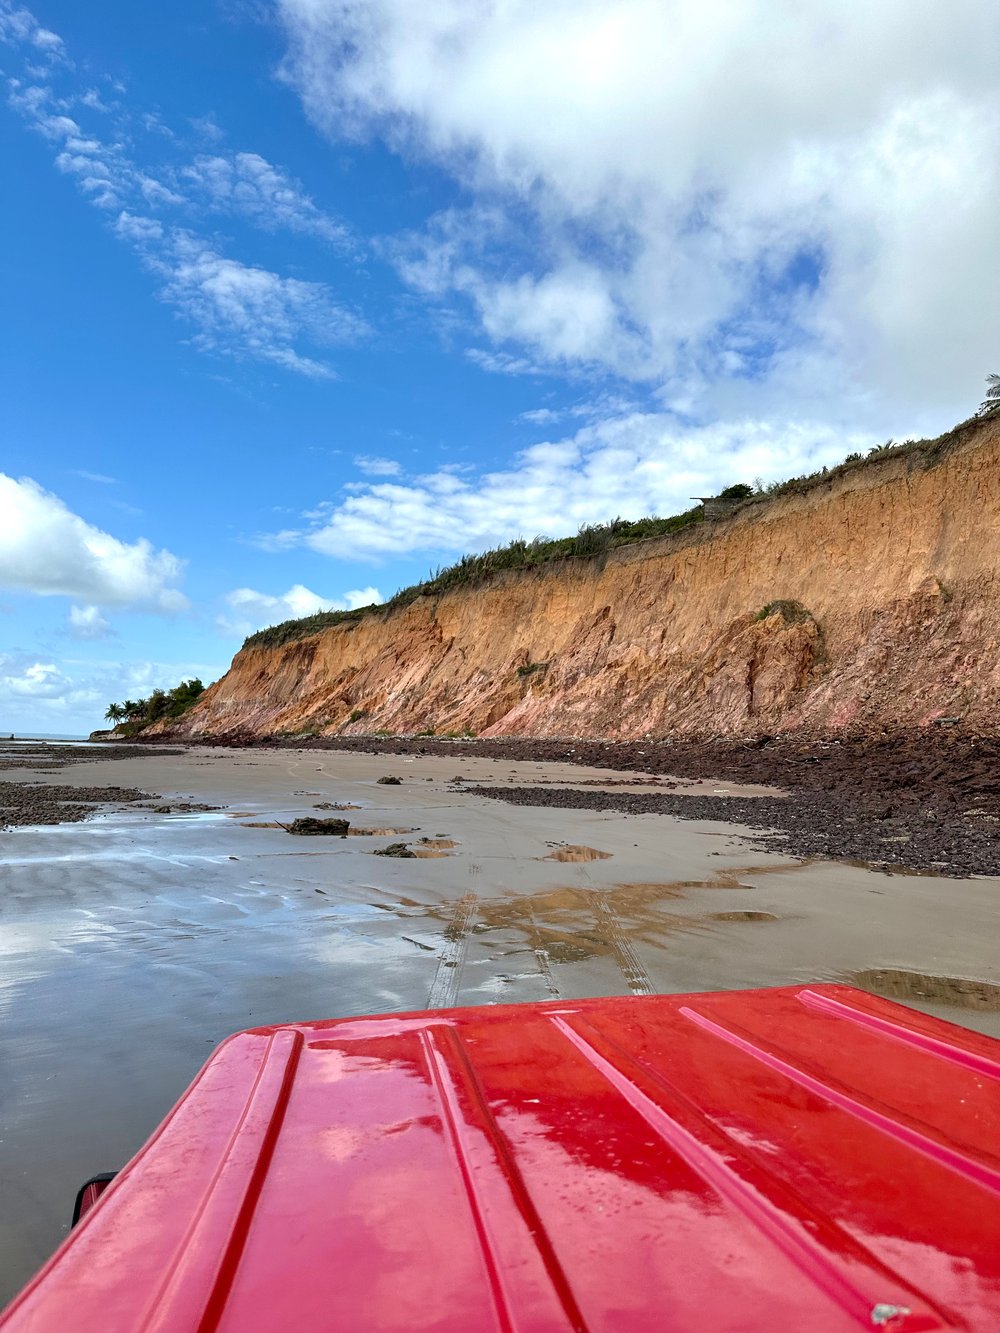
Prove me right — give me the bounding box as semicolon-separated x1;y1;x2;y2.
117;221;365;376
3;6;364;377
181;152;351;248
354;455;401;477
0;2;68;66
73;469;117;484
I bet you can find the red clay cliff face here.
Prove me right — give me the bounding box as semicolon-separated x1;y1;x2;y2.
170;419;1000;741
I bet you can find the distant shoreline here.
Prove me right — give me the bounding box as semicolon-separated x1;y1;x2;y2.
3;733;90;742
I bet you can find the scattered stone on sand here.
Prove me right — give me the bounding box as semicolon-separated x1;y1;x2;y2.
313;801;360;811
0;781;154;829
373;841;416;857
286;817;350;836
419;837;457;849
376;775;402;785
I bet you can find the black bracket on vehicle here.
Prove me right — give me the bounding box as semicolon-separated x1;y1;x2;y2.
71;1172;118;1226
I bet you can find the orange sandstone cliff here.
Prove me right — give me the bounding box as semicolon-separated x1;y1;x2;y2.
171;418;1000;742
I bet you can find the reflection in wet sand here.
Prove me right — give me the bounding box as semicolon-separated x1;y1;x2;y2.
850;968;1000;1011
542;844;612;862
709;910;780;922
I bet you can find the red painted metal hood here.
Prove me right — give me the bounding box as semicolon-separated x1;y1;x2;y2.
4;984;1000;1331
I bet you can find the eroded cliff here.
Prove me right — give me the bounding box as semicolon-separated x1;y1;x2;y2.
171;417;1000;741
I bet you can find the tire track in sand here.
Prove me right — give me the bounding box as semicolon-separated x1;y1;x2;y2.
426;893;478;1009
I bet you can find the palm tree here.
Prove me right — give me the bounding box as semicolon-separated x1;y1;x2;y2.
104;702;125;725
978;374;1000;417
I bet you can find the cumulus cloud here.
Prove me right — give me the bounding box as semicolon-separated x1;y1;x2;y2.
218;583;383;636
68;604;112;639
275;412;872;560
0;473;187;610
0;659;68;699
278;0;1000;425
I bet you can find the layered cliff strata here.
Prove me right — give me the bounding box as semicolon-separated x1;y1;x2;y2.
169;417;1000;741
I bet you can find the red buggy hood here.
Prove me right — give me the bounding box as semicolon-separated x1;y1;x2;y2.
3;984;999;1331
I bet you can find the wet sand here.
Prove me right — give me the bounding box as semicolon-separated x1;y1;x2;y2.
1;741;999;1302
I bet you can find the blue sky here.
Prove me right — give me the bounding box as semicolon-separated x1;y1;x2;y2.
2;0;998;733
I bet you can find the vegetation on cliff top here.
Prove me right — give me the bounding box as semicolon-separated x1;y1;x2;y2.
104;678;206;735
243;409;991;652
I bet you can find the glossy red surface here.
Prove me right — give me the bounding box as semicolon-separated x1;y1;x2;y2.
3;985;1000;1331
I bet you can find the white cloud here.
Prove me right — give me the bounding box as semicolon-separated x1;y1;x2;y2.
0;473;187;611
217;583;383;636
4;20;365;378
0;653;226;733
68;604;112;639
278;0;1000;426
354;455;401;477
73;470;116;484
0;1;67;64
519;407;560;425
0;659;68;698
151;230;366;375
181;151;350;246
276;411;871;560
463;348;549;378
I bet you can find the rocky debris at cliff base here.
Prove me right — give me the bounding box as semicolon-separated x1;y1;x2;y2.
0;781;154;829
262;730;1000;817
470;784;1000;879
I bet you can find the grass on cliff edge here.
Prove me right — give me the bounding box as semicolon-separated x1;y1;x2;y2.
244;413;988;652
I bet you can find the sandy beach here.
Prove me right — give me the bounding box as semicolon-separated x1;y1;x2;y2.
2;739;999;1302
